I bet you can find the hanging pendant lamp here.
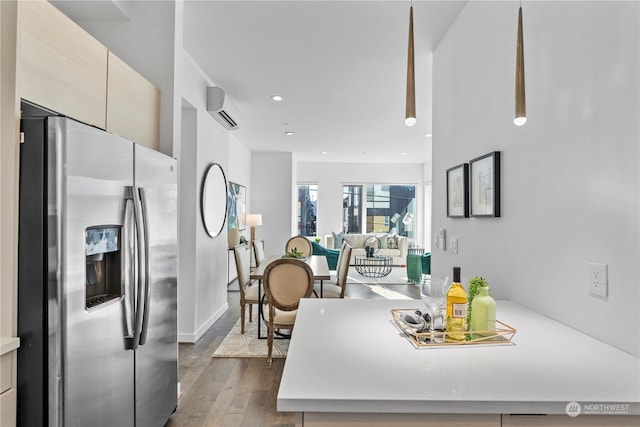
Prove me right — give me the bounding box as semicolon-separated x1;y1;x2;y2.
514;3;526;126
405;3;416;127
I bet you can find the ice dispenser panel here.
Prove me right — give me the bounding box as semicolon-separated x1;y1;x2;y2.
85;226;122;309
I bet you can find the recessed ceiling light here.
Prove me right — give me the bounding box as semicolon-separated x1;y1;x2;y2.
322;151;327;155
271;95;283;102
425;133;432;137
401;152;407;156
284;131;294;136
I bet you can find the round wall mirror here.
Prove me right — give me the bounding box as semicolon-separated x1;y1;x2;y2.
201;163;228;238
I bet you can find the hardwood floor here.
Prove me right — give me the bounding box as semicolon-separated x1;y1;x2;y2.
165;274;419;427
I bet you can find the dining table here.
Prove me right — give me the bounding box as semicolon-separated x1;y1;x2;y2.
250;254;331;339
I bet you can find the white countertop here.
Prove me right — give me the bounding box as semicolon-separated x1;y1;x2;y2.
278;299;640;415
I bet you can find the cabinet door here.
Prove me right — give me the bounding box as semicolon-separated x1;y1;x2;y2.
19;0;108;128
0;388;16;427
503;414;640;427
106;52;160;151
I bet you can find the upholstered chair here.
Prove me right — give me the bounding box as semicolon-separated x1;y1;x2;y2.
233;244;260;334
253;239;265;267
262;258;314;368
315;244;352;298
285;235;313;257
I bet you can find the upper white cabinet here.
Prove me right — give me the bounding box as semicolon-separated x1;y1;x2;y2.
19;0;108;129
106;52;160;151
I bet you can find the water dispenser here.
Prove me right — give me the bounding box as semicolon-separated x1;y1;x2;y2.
85;226;122;309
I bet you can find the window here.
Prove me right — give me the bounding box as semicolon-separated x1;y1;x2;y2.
296;184;318;236
342;185;362;233
342;184;416;238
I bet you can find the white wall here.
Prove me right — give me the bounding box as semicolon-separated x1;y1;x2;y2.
252;153;294;256
177;51;254;343
297;162;424;247
432;1;639;356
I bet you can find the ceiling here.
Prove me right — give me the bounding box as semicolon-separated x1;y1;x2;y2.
54;1;468;164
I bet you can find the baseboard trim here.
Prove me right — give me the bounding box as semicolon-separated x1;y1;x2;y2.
178;302;229;343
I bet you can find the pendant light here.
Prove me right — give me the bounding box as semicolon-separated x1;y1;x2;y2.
405;2;416;127
514;2;526;126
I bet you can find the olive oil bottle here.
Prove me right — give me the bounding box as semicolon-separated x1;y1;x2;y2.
446;266;468;341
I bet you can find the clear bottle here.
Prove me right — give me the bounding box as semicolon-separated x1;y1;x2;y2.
470;286;496;337
445;266;468;341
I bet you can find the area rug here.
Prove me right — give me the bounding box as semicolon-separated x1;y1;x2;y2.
212;283;414;359
212;317;289;359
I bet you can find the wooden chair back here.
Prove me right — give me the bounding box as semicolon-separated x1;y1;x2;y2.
233;244;251;292
335;244;352;297
253;239;265;267
285;235;313;257
263;258;314;311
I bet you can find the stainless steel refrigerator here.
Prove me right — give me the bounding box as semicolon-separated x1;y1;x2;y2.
17;101;178;426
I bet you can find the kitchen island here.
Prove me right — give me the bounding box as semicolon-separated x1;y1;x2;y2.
278;299;639;426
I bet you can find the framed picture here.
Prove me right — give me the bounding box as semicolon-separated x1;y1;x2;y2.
227;181;247;230
469;151;501;217
446;163;469;218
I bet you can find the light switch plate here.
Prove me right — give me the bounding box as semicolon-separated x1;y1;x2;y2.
438;229;446;251
450;237;459;254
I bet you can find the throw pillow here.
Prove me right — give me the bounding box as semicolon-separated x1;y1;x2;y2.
332;231;344;249
343;234;360;248
378;233;388;249
387;234;399;249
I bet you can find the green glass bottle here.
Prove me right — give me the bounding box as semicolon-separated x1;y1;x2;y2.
445;266;467;341
470;286;496;337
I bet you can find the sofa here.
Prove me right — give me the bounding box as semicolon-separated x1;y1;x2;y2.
325;233;408;266
310;241;340;270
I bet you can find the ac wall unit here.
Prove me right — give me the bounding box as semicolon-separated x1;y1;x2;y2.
206;86;241;130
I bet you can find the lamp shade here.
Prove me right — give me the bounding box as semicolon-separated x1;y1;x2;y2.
246;214;263;227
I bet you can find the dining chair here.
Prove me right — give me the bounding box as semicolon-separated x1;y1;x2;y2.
253;239;265;267
285;235;313;257
315;244;352;298
262;258;314;367
233;243;260;334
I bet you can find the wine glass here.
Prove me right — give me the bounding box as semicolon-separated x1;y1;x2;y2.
420;277;446;333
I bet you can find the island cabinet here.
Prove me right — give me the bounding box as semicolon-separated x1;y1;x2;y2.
502;414;638;426
18;0;108;129
279;299;639;427
106;52;160;151
0;339;20;427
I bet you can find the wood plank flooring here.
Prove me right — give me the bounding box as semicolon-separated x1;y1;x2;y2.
165;275;419;427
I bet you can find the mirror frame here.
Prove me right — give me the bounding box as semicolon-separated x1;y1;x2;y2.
201;163;228;238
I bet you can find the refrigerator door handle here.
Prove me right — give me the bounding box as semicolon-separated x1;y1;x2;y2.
128;185;146;350
138;187;151;346
123;189;137;350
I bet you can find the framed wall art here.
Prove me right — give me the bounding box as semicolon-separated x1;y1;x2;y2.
227;181;247;230
469;151;501;217
446;163;469;218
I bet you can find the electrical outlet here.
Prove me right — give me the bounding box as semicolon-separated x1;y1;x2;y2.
589;263;608;299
